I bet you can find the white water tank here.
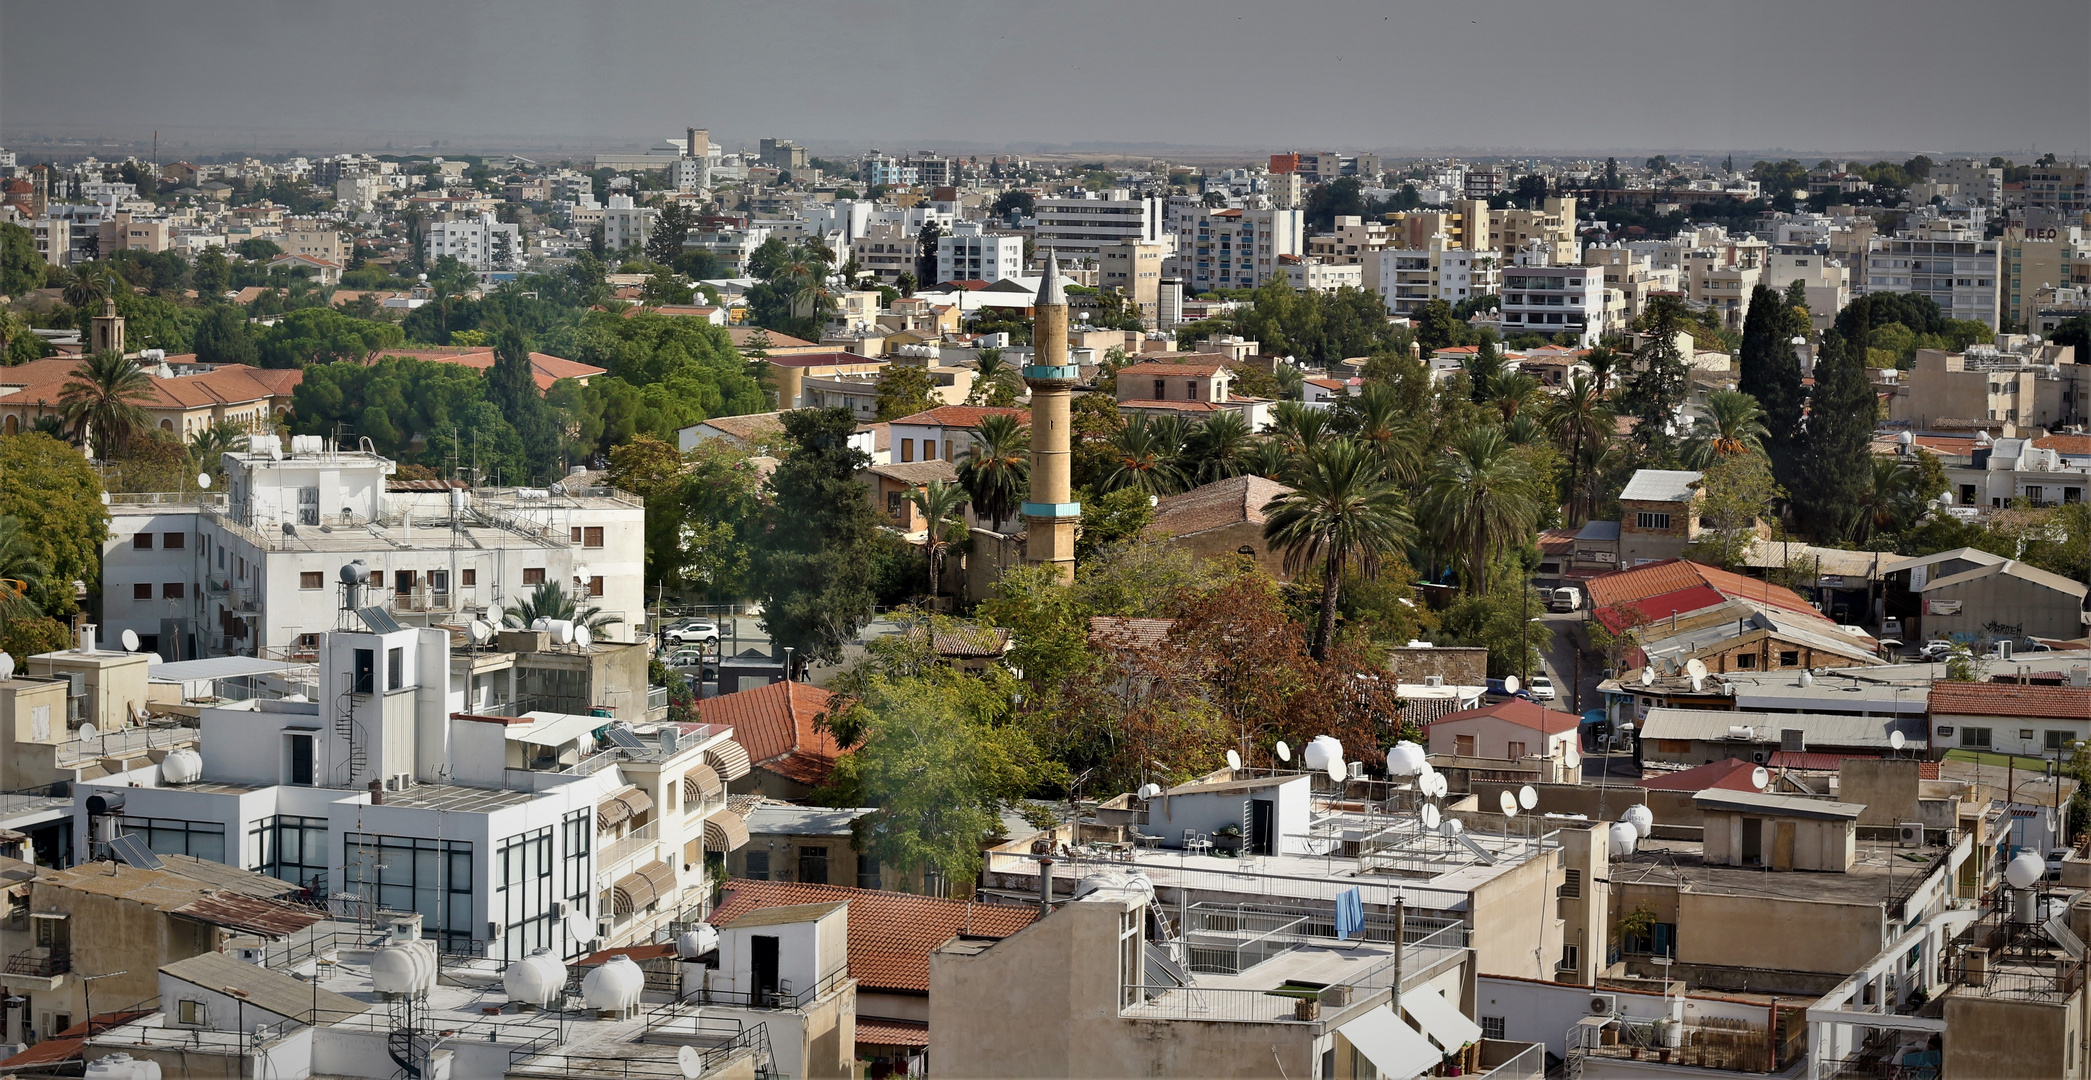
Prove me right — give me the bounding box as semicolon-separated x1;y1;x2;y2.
84;1054;163;1079
1622;804;1655;840
1608;822;1638;859
371;938;437;1000
675;925;720;959
503;949;567;1009
1385;741;1427;777
159;748;203;785
1302;735;1344;772
2006;851;2046;890
582;954;645;1015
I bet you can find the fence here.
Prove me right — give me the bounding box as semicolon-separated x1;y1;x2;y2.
507;1017;769;1079
56;723;197;765
1477;1041;1546;1080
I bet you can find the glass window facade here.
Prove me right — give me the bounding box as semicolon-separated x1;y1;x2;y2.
343;833;475;951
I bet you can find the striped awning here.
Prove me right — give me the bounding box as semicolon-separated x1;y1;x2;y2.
683;764;724;804
610;859;679;915
703;807;751;852
598;786;654;829
703;740;752;781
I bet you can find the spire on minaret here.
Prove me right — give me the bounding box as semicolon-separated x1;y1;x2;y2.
1037;253;1066;308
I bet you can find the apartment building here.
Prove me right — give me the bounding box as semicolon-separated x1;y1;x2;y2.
1932;158;2004;206
28;216;68;269
848;221;917;284
1099;239;1167;323
1033;189;1164;263
2025;162;2089;215
1305;215;1392;288
1281;257;1362;293
1500;263;1606;346
1886;339;2082;432
425;212;523;272
1763;253;1850;331
1583;245;1682;326
1174;206;1304;293
935;221;1024;284
100;440;645;660
1862;234;2002;329
2001;225;2088;331
600;194;658;253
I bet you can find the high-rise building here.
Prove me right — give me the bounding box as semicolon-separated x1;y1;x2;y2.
1021;259;1078;581
1033;190;1164;264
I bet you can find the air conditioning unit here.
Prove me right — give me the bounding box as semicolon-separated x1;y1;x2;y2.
1996;640;2014;660
1424;675;1445;687
553;900;570;918
1588;993;1617;1016
1751;751;1768;764
1348;761;1365;780
488;920;504;940
1899;822;1924;848
596;916;614;941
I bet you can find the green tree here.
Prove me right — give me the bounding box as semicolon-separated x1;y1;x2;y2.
256;308;404;368
1855;457;1924;544
1794;312;1877;542
487;326;564;481
1102;414;1186;495
191;248;232;299
1262;438;1415;660
1183;410;1254;485
59;350;156;457
1540;374;1612;525
956;413;1029;532
192;305;258;366
1683;453;1780;568
1075;486;1156;563
1422;427;1541;594
645;200;696;266
234;238;283;261
874;365;938;421
907;480;970;605
0;222;45;298
1682;390;1769;469
1737;284;1806;487
0;432;107;616
752;408;881;668
1622;296;1693;464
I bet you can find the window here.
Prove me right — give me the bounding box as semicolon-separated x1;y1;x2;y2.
251;814;328;892
462;569;476;586
1736;654;1757;669
570;527;583;544
134;533;152;549
1481;1016;1506;1041
496;826;555;962
583;527;604;548
523;568;546;586
178;1000;207;1026
300;572;324;590
388;647;405;691
119;815;227;862
2049;731;2072;751
1635;512;1671;530
857;852;881;890
924;440;937;460
1960;727;1992;749
133;583;152;600
899;439;913;462
394;570;414;595
163;582;184;599
162;532;185;549
1455;734;1476;756
1154;378;1166;398
1558;943;1580;971
587;576;605;598
746;850;771;880
1507;741;1527;759
798;845;829;885
343;833;475;952
1779;651;1800;667
352;649;375;694
887;491;903;516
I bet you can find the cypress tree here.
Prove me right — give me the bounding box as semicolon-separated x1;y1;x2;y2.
1623;296;1693;466
1794;302;1876;542
1738;285;1805;490
488;325;563;482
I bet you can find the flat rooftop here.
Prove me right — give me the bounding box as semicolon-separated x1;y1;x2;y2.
1614;836;1952;906
380;782;543;813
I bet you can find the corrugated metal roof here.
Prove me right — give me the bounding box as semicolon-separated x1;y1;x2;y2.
1619;469;1702;503
1691;789;1865;820
160;950;371;1023
1639;707;1926;750
172;892;326;938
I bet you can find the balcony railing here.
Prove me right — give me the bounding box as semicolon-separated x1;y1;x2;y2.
7;948;70;976
598;822;658;881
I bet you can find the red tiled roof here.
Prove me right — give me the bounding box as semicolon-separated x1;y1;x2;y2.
2035;434;2091;455
572;942;679;966
1591;584;1728;634
1636;758;1764;792
1769;751;1941;779
695;681;846;788
1537;527;1577;555
1147;474;1294;538
1431;698;1581;735
855;1017;931;1048
766;351;887;368
0;356;302;413
1927;681;2091;720
376;348;606;391
708;879;1036;992
1088;616;1175;651
1117;360;1230;377
728;326;817;349
1586;560;1825;622
888;405;1028;429
1117;399;1226;413
624;304;720;318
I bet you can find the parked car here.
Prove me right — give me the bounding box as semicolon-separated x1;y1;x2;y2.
1528;674;1557;701
2021;639;2055;653
1881;617;1903;639
1916;640;1956;662
2047;847;2072;881
664;620;719;645
663;648;709;669
1549;587;1582;613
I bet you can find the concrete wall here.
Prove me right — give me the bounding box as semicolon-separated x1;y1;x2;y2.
1145;778;1310;855
1153;520;1289;579
25;882;219;1035
1470;781;1702;830
1428;715;1576;762
1675;890;1883;976
1470;845;1572;982
1922;570;2088;645
1837;759;1923;828
1386;647;1489;689
1477;975;1778;1061
1942;993;2071;1080
962;528;1024;607
1701;810;1855;872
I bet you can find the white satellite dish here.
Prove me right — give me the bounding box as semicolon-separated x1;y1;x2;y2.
1225;749;1242;771
1685;658;1707;680
1640;667;1655;687
1435;773;1451;799
678;1044;703;1079
1326;759;1345;782
0;652;14;680
467;620;492;644
78;723;98;741
575;564;592;584
1446;818;1464;835
1518;785;1538;810
1890;731;1906;751
1421;803;1441;829
1137;783;1163;800
566;912;595;943
1564;746;1582;770
1503;674;1521;695
1751;766;1771;791
197;473;212;489
575;625;594;649
1275;740;1291;763
1499;790;1519;817
121;629;139;652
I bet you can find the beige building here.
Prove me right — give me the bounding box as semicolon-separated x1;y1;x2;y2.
1693;790;1859;872
1616;469;1704;566
1887;341;2081;431
2002;225;2089;331
1142;474;1294;578
1098;239;1166;325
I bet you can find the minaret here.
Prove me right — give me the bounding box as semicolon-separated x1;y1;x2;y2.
1022;257;1079;581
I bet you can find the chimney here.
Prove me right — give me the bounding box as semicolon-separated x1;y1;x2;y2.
368;779;384;805
1038;857;1054;913
77;624;96;654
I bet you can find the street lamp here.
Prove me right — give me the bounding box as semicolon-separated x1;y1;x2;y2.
1521;615;1546;689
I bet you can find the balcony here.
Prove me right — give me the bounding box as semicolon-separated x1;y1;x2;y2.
7;948;70;977
598;821;659;883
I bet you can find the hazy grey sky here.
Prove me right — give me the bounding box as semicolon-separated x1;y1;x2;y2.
6;0;2087;158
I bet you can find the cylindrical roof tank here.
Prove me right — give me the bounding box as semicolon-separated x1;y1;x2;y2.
160;748;203;785
675;925;720;959
1622;804;1655;840
581;954;645;1013
1385;741;1427;777
503;949;567;1008
1608;822;1639;859
371;938;436;999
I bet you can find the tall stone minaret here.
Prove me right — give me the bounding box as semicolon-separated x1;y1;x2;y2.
1022;257;1079;581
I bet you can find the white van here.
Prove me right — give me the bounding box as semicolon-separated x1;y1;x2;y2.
1549;586;1582;613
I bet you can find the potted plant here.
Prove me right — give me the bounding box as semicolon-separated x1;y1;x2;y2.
1213;824;1243;855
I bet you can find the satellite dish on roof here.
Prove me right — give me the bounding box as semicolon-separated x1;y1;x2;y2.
78;723;97;741
0;652;14;680
1503;674;1521;695
1326;759;1345;783
121;629;139;652
1137;783;1163;800
1798;671;1814;687
1640;667;1655;687
1890;731;1906;751
1275;740;1291;763
1225;749;1242;771
1519;785;1538;810
196;472;212;489
1686;658;1707;681
1445;818;1464;835
1499;791;1519;817
566;912;596;944
678;1044;703;1079
1564;746;1581;770
575;625;594;649
1421;803;1441;829
468;620;492;644
1751;766;1771;791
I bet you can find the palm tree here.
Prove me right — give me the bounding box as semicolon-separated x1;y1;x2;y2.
1339;382;1424;485
188;419;250;463
1463;343;1507;403
1183;411;1254;486
907;480;971;606
59;350;156;457
1540;374;1613;525
1422;427;1541;593
1103;415;1187;495
1583;347;1618;396
1245;438;1292;482
1855;458;1922;544
1262;438;1416;660
62;266;120;312
0;515;49;627
1490;372;1541;424
500;580;624;635
1267;400;1331;458
956;413;1029;531
1274;365;1306;401
1682;390;1770;469
968;348;1016;406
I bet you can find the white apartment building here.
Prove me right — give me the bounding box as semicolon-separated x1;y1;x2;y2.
1372;244;1499;317
1682;240;1766;331
1863;235;2003;329
1500;265;1605;346
100;439;645;661
1175;206;1304;293
1281;258;1362;293
30;216;68;268
686;224;772;276
335;176;385;213
1933;159;2004;206
936;221;1024;284
1764;253;1850;331
425;213;523;273
1033;189;1164;264
601;194;658;254
69;626;753;961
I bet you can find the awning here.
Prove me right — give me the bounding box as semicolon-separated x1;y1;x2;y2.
1400;987;1483;1054
684;764;724;803
598;786;654;829
704;807;751;852
611;860;678;915
1339;1005;1443;1080
855;1018;930;1049
704;741;752;781
510;711;606;748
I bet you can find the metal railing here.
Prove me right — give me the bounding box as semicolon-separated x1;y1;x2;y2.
6;948;69;976
1183;905;1309;974
1477;1041;1546;1080
598;822;658;880
509;1016;768;1079
1120;984;1326;1024
56;723;198;765
651;965;852;1016
1949;954;2085;1001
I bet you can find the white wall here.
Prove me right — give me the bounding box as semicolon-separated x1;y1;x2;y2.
1476;976;1773;1060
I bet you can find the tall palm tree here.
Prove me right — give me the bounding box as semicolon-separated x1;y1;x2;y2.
0;515;50;627
1183;411;1254;486
1262;438;1416;660
500;580;624;634
1267;400;1331;458
1682;390;1770;469
1490;372;1541;424
1103;415;1187;496
188;419;251;463
1583;347;1619;396
1540;374;1614;525
1339;382;1424;485
1245;438;1292;482
1422;427;1541;593
1855;458;1922;544
956;413;1029;531
967;348;1016;406
62;266;120;312
59;350;156;457
906;480;971;606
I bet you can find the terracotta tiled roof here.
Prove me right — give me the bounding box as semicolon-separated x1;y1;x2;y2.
766;351;887;368
1146;474;1294;538
1088;616;1175;651
855;1018;931;1048
1591;584;1728;634
697;412;788;443
1117;398;1226;413
869;459;959;485
708;879;1036;993
1585;560;1825;622
1927;681;2091;720
728;326;817;349
1768;751;1941;779
1636;758;1764;792
375;348;605;391
624;304;720;319
1430;698;1581;735
695;681;846;788
1537;527;1577;555
2035;434;2091;455
1117;360;1230;377
888;405;1028;429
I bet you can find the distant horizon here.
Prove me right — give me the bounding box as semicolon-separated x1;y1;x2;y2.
6;0;2085;163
